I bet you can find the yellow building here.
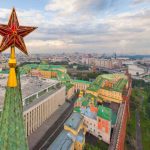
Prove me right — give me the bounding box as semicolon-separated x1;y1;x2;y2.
49;112;86;150
86;74;128;104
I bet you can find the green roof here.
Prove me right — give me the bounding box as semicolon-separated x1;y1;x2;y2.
0;70;9;74
82;100;89;107
65;82;74;91
76;97;86;102
49;65;66;69
19;66;31;75
87;73;128;92
85;93;96;99
97;105;112;121
74;107;81;113
24;64;38;69
144;75;150;79
113;78;128;92
87;84;99;92
0;67;28;150
73;80;91;84
38;64;49;70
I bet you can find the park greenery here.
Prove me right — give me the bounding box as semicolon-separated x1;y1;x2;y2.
83;132;109;150
84;143;108;150
125;79;150;150
69;71;109;81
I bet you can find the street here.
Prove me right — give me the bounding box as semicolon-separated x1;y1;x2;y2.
33;95;77;150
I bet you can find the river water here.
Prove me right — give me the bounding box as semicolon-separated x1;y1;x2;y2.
128;64;145;76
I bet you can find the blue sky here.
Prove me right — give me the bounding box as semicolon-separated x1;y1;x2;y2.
0;0;150;54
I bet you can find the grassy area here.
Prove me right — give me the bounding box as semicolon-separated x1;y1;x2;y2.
84;133;108;150
125;80;150;150
140;113;150;150
125;108;136;149
84;140;108;150
139;88;150;150
125;88;143;150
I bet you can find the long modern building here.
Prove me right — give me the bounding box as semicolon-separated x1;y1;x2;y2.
23;82;65;136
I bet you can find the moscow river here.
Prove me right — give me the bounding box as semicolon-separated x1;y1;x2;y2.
128;64;145;76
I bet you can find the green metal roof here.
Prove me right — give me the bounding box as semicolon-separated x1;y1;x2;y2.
87;73;128;92
19;66;30;75
85;93;96;99
82;100;89;107
113;78;128;92
76;97;86;102
74;107;81;113
97;105;112;121
65;82;74;91
49;65;66;69
0;70;9;74
0;67;28;150
73;80;91;84
38;64;49;70
24;64;38;69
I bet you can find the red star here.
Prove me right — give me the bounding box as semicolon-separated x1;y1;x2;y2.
0;8;37;55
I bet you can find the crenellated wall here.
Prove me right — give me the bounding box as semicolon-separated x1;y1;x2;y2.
108;75;132;150
116;102;128;150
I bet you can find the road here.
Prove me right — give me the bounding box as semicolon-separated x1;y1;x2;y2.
33;96;77;150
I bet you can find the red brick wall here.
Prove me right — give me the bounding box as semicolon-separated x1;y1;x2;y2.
116;78;132;150
116;102;128;150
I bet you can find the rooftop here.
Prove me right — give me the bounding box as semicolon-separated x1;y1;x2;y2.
76;129;85;143
23;84;63;112
49;65;66;69
97;105;112;121
73;79;91;84
0;76;58;108
81;107;97;120
87;73;128;92
48;130;74;150
64;112;83;131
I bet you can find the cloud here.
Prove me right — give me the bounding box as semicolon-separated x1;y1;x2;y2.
133;0;150;4
0;1;150;55
45;0;117;15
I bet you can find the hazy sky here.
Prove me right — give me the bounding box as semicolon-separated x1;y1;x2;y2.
0;0;150;54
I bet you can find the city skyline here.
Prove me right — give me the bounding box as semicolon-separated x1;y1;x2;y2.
0;0;150;54
0;3;149;150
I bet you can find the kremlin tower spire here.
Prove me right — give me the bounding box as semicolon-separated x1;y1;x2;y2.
0;8;37;150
